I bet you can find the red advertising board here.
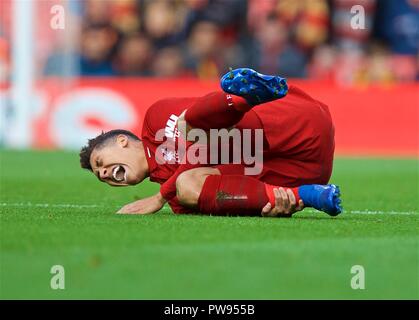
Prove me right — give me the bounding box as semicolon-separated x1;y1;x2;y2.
1;78;418;156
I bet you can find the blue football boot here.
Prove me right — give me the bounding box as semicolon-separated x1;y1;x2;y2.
220;68;288;105
298;184;342;216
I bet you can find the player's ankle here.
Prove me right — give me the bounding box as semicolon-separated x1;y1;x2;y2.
264;184;301;207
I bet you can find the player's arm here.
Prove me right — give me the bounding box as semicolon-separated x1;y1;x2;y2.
116;162;205;214
117;192;166;215
117;99;191;215
177;109;236;144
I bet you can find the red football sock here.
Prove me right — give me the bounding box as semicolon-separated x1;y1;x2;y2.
198;175;301;216
185;91;253;131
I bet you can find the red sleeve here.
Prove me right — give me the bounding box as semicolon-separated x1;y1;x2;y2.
141;97;198;184
142;97;196;138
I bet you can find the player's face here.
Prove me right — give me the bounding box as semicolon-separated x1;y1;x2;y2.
89;135;147;187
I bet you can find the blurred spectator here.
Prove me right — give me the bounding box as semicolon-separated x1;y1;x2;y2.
332;0;376;51
183;20;222;78
367;43;395;84
31;0;418;83
276;0;330;50
374;0;419;55
250;14;307;77
84;0;112;25
246;0;330;77
308;45;337;81
79;23;118;76
374;0;419;81
335;48;368;86
143;0;185;49
183;0;246;30
115;33;153;76
110;0;140;34
152;47;185;77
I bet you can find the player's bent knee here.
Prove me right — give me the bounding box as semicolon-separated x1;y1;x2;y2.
175;167;220;208
175;171;202;208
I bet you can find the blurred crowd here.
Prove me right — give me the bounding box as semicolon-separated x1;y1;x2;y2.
2;0;419;85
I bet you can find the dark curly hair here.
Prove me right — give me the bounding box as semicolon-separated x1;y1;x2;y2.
79;129;140;171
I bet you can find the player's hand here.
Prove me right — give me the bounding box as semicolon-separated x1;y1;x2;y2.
261;187;304;217
117;193;166;214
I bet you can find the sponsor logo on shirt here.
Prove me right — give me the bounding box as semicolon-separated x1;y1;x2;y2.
160;114;181;163
161;147;180;163
165;114;180;141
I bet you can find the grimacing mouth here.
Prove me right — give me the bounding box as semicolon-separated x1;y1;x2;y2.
112;165;127;183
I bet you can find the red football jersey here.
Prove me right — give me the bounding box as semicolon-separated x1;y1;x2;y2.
141;87;335;213
141;97;207;213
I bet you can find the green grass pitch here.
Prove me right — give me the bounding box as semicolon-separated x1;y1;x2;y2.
0;150;418;299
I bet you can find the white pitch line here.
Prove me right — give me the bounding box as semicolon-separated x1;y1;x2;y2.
0;202;104;209
0;203;417;215
349;210;417;215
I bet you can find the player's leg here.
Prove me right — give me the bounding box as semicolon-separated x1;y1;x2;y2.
184;68;288;131
220;68;288;105
175;167;220;208
175;167;342;216
176;167;297;215
256;157;339;215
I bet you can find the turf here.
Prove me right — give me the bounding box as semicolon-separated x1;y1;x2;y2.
0;150;417;299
